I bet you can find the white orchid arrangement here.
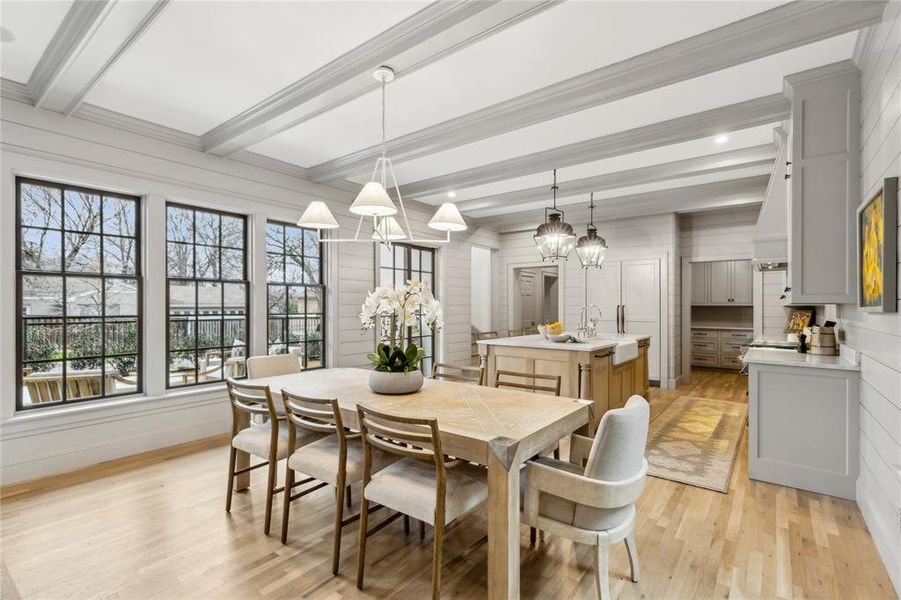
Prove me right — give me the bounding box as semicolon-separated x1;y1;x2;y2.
360;280;444;372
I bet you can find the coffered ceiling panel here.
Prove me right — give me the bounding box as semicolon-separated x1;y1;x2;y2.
248;0;781;166
85;0;428;135
0;0;72;83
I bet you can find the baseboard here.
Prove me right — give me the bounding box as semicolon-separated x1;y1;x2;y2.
857;477;901;595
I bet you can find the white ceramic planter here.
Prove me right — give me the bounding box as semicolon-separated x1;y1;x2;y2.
368;369;424;395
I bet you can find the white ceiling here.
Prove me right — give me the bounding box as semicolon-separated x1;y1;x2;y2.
0;0;874;231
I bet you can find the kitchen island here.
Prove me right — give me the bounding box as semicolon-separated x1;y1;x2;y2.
478;334;651;433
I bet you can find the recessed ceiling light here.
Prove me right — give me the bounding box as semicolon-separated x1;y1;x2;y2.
714;135;729;144
447;191;456;198
1;27;16;43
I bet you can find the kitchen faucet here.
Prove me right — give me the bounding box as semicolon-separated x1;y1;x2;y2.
577;304;602;338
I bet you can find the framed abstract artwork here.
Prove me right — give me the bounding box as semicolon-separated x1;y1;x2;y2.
783;308;814;334
857;177;898;312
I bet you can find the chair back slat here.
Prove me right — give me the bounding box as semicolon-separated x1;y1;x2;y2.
357;405;443;465
431;362;484;385
477;331;499;340
495;370;562;396
282;391;342;435
226;378;279;422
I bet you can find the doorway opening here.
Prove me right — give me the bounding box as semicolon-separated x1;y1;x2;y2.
510;265;559;331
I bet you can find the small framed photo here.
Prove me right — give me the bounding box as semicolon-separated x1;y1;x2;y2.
783;308;814;334
857;177;898;313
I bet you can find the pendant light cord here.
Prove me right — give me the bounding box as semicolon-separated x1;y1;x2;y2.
552;168;558;210
589;192;595;226
381;76;387;160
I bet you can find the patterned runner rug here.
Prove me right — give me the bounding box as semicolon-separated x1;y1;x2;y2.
646;396;748;493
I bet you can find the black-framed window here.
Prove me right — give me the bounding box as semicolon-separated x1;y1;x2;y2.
166;204;248;388
266;221;324;369
378;243;436;374
16;177;142;410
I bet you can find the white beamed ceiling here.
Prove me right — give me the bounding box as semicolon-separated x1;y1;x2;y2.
86;1;429;134
247;1;781;166
0;0;875;227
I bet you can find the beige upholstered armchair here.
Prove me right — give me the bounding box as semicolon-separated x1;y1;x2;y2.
523;395;650;600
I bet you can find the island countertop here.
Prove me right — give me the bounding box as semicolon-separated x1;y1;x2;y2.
742;347;860;371
477;333;650;353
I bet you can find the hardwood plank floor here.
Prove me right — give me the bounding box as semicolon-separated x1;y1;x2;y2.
0;370;894;599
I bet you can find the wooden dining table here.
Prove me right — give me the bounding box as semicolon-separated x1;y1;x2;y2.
241;367;592;599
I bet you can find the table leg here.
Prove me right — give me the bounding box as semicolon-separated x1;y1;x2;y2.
235;411;250;491
487;437;520;600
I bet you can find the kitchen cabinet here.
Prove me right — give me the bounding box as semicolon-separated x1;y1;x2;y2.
691;260;753;305
745;349;860;500
784;61;860;304
690;262;709;304
690;327;752;370
587;259;661;381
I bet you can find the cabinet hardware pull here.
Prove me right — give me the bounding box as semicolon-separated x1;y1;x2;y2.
784;174;791;180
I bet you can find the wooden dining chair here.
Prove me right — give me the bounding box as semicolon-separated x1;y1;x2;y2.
477;330;499;340
508;328;525;337
494;370;562;396
522;396;650;599
280;391;397;574
356;405;488;600
431;362;485;385
225;378;290;535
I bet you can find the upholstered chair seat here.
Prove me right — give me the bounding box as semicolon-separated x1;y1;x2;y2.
232;422;291;460
286;436;397;487
364;459;487;525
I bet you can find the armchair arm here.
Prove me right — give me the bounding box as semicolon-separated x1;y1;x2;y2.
568;434;594;467
524;457;647;518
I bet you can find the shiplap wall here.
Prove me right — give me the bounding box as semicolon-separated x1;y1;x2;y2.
497;213;678;384
845;7;901;593
678;205;760;259
760;270;791;338
0;95;498;484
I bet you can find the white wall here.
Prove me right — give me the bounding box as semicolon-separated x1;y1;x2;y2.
470;246;493;332
0;94;499;484
496;213;677;385
678;205;760;259
844;8;901;593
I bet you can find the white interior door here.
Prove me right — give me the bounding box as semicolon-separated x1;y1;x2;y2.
586;260;621;334
621;259;661;381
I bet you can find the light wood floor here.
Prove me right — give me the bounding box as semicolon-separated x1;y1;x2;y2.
0;370;895;599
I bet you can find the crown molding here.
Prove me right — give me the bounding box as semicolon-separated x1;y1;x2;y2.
307;0;886;182
783;59;860;99
1;78;32;104
200;0;562;156
478;175;768;232
452;145;775;212
401;94;788;200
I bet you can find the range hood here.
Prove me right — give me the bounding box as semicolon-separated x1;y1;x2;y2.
751;129;788;272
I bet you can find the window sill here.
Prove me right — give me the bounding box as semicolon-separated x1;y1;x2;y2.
1;384;229;440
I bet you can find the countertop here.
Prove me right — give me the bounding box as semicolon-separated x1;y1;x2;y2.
477;333;650;353
742;348;860;371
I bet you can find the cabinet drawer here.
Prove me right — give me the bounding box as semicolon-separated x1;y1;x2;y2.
718;355;743;370
691;329;717;341
719;330;752;342
691;341;718;354
691;354;718;367
719;341;745;357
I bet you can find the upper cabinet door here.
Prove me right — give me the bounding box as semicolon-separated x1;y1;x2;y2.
785;61;860;304
691;262;709;305
708;261;732;303
731;260;753;304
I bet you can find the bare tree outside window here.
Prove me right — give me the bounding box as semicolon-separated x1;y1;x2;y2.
166;204;248;388
16;178;142;410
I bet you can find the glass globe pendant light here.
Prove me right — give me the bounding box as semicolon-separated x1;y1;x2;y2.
534;169;576;262
575;192;608;268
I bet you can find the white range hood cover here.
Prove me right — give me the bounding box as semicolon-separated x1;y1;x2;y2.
752;128;788;269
